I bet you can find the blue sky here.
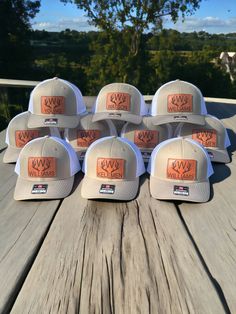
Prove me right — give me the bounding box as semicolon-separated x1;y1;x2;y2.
33;0;236;33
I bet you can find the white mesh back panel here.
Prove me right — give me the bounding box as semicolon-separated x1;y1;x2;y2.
15;136;80;176
61;79;86;114
119;137;146;176
208;115;231;148
147;138;214;178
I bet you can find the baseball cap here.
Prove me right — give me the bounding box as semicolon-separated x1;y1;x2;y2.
150;80;207;125
92;83;148;124
175;115;231;163
3;111;50;163
28;77;86;128
14;136;80;200
120;116;172;162
147;137;214;202
65;112;117;160
81;136;146;200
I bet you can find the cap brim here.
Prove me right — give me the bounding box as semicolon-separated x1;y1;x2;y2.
150;176;210;202
207;148;230;163
3;146;21;163
151;114;206;126
14;176;74;200
92;112;142;125
81;176;139;200
28;114;80;128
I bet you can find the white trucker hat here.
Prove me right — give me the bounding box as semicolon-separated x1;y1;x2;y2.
150;80;207;125
175;115;231;163
120;116;172;162
147;137;214;202
65;112;117;160
3;111;50;163
81;136;146;200
92;83;148;124
28;77;86;128
14;136;80;200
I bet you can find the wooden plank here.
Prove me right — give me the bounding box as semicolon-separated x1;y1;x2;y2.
178;102;236;313
0;152;61;313
11;174;225;314
0;129;6;151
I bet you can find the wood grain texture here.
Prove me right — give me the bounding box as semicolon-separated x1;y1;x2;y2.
11;173;224;314
0;152;61;313
0;129;6;151
178;102;236;313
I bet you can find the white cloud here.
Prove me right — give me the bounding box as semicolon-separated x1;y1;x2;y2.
33;15;236;34
33;16;97;32
164;16;236;33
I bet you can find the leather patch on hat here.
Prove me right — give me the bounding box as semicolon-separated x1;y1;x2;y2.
134;130;158;148
167;159;196;180
192;129;217;147
97;158;125;179
106;93;130;111
167;94;193;112
15;130;39;148
77;130;101;147
41;96;65;114
28;157;56;177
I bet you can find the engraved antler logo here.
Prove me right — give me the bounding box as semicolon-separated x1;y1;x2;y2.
172;160;191;175
196;131;213;143
110;93;127;106
32;158;51;172
171;95;188;110
80;131;97;143
101;159;120;176
137;131;154;143
44;98;61;111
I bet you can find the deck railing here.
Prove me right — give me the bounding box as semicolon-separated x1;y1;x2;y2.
0;78;235;131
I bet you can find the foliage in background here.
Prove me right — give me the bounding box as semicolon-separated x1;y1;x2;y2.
0;0;40;79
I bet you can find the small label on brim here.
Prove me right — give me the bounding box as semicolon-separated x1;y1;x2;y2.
108;113;122;117
207;151;214;158
31;184;48;194
173;185;189;196
173;115;188;121
44;118;58;125
79;151;86;160
141;151;151;160
99;184;115;194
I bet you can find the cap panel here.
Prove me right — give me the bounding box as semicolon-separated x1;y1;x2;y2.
176;115;231;163
30;78;78;116
150;138;211;182
95;83;141;115
151;80;206;116
93;83;148;123
15;137;75;181
120;116;172;151
5;111;50;147
84;137;137;180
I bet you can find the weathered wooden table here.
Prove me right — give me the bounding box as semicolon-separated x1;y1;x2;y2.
0;98;235;314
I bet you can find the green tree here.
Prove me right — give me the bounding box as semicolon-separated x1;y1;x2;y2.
61;0;202;56
0;0;40;78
